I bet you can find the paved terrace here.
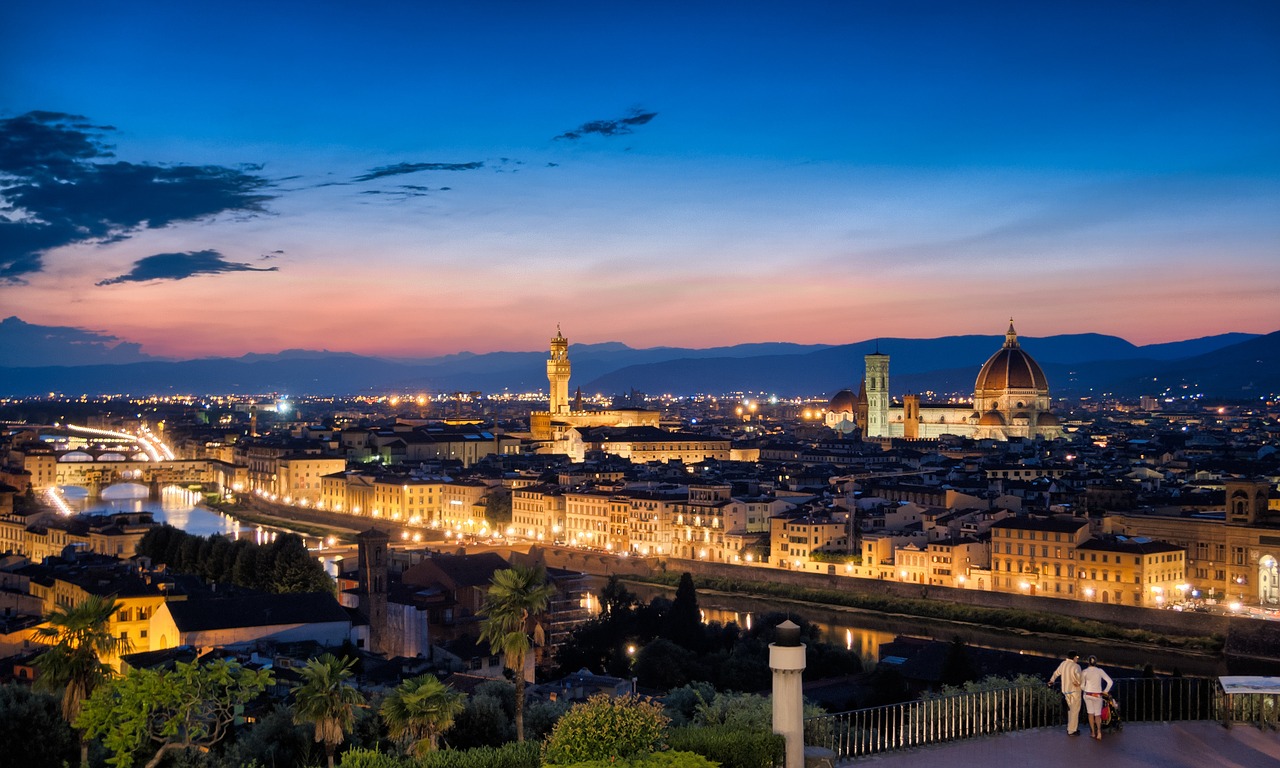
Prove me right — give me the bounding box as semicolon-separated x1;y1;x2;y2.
848;722;1280;767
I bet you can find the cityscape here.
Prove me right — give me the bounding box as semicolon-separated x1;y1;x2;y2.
3;3;1279;768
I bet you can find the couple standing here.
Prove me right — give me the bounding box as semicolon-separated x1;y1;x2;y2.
1049;650;1113;740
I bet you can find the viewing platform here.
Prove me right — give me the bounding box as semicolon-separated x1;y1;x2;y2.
846;722;1280;767
801;677;1279;768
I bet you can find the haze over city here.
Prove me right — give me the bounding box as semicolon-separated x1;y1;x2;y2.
2;1;1278;360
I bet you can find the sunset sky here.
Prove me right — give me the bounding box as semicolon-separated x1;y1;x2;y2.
2;1;1278;359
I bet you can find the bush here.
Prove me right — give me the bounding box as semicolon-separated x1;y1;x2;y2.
543;694;670;765
668;725;784;768
339;742;541;768
420;741;541;768
338;748;408;768
560;752;719;768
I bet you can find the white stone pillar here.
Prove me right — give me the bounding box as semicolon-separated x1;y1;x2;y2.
770;620;807;768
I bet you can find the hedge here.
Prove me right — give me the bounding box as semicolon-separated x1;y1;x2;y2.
668;725;784;768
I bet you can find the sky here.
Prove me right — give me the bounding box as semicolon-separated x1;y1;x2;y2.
2;1;1278;360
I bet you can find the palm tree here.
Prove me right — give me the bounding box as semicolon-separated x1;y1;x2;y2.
478;564;554;742
291;653;366;768
379;673;466;757
33;594;130;767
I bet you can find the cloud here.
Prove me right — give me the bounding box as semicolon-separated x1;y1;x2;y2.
353;161;484;182
260;249;285;260
554;108;658;141
0;315;157;366
0;111;274;283
96;250;278;285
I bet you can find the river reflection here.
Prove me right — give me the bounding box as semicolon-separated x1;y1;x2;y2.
80;493;288;545
700;607;893;662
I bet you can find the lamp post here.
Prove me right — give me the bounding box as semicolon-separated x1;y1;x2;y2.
771;620;806;768
626;643;637;694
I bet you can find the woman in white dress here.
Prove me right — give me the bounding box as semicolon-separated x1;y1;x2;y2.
1080;655;1114;740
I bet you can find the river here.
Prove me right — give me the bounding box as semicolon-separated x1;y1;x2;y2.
623;581;1224;677
79;488;307;546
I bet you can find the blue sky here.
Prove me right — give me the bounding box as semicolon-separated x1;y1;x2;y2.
2;1;1278;358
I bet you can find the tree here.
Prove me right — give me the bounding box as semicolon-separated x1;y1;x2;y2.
379;674;465;757
478;564;554;743
444;683;514;749
485;488;513;527
265;533;333;594
600;575;637;621
0;683;79;767
663;573;702;651
292;653;367;768
75;658;273;768
33;594;130;767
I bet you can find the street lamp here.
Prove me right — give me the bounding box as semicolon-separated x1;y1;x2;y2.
626;644;638;693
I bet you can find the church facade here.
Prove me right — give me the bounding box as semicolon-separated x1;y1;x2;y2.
826;321;1063;441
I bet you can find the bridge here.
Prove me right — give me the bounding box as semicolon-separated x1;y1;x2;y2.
19;424;238;501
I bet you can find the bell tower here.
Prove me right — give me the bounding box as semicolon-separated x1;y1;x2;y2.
547;326;571;415
356;528;389;654
864;352;889;438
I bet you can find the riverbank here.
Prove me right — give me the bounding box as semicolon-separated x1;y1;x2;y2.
207;500;361;540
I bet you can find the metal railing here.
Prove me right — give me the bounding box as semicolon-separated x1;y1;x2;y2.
1107;677;1221;723
804;677;1225;760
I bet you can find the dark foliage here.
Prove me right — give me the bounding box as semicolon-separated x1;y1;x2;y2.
667;725;785;768
0;683;79;768
662;573;704;652
138;525;332;594
556;583;860;695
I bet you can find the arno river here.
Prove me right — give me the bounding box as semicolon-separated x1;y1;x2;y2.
80;489;305;545
622;581;1222;677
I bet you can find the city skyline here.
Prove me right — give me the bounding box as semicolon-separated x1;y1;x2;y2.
2;2;1278;359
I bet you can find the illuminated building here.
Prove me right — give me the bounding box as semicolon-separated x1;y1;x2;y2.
826;321;1064;441
529;327;659;444
1110;478;1279;605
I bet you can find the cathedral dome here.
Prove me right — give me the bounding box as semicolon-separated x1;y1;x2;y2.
1037;412;1061;427
974;321;1049;395
829;389;857;413
979;411;1006;426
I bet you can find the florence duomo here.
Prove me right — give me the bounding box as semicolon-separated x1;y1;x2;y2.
827;320;1064;441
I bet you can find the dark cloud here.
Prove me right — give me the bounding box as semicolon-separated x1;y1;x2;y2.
353;161;484;182
0;315;157;366
554;108;658;141
260;249;284;260
96;250;278;286
0;111;275;282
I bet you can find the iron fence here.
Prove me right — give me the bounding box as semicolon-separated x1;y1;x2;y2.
804;677;1226;760
1108;677;1221;723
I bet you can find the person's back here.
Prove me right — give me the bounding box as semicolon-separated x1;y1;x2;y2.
1082;664;1112;694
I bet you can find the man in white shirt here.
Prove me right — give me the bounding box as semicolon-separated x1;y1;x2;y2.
1048;650;1083;735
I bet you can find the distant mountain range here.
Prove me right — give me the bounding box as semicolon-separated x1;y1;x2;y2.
1;315;1276;399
